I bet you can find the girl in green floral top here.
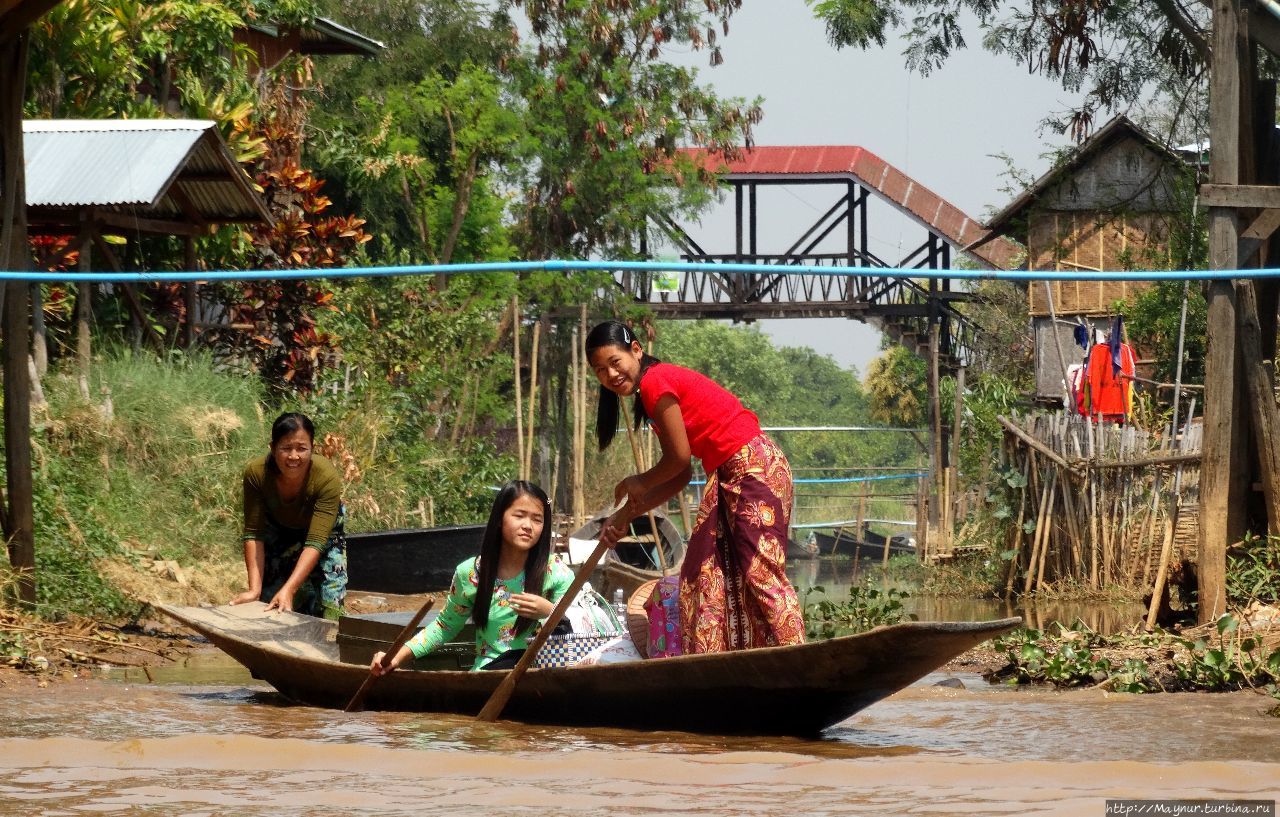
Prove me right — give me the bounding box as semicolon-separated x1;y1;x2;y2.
370;480;575;672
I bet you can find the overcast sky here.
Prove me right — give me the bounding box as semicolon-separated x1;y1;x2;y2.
655;2;1083;375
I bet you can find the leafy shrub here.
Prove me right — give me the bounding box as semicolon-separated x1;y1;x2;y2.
801;584;914;639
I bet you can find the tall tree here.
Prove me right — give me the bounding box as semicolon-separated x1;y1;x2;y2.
806;0;1210;139
309;0;517;265
501;0;762;258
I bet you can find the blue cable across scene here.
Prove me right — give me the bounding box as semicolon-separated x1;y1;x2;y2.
0;258;1276;283
689;472;925;487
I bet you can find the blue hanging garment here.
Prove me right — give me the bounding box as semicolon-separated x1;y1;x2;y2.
1109;315;1125;376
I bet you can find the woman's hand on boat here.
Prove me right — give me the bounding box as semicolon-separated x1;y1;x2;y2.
510;592;553;619
264;586;295;614
228;589;260;606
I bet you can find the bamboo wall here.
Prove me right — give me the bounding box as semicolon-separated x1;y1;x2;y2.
1026;211;1171;317
999;411;1201;596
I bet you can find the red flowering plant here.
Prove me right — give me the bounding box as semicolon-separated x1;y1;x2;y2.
210;79;370;395
27;235;80;354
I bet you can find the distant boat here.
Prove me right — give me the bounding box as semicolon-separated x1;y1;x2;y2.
810;528;915;559
346;524;485;594
157;601;1020;736
786;536;820;560
567;509;685;600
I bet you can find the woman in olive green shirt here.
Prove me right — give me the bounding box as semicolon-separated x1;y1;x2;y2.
229;412;347;619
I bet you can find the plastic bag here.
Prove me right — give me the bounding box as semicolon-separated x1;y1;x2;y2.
561;581;625;636
644;575;682;658
577;634;644;666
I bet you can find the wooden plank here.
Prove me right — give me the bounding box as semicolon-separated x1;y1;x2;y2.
1241;206;1280;240
0;0;61;44
1198;183;1280;208
1092;452;1202;469
1234;279;1280;528
997;415;1075;472
95;210;202;237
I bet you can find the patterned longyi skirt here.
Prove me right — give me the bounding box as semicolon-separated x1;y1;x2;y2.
679;434;806;653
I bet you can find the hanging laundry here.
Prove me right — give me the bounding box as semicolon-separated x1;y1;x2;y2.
1085;331;1136;423
1066;362;1088;415
1073;317;1090;351
1108;315;1126;376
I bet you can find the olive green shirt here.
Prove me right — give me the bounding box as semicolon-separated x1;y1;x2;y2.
242;454;343;551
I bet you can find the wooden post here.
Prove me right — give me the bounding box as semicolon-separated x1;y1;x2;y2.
76;221;92;377
1;31;35;606
29;282;45;377
524;317;541;480
926;321;942;561
571;324;584;525
855;480;867;546
1035;469;1059;593
914;460;926;562
1199;0;1250;623
1235;279;1280;527
1023;463;1051;597
183;235;197;349
1001;449;1031;597
948;366;965;553
512;296;524;480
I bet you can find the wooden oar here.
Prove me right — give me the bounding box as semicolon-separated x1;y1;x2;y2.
477;538;612;722
619;401;670;573
344;597;436;713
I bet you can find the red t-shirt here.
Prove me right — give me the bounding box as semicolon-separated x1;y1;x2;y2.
638;362;761;471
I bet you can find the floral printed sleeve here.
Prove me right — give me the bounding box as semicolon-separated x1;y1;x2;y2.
539;556;576;622
406;558;477;659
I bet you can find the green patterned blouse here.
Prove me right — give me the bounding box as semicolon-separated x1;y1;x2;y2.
406;555;575;670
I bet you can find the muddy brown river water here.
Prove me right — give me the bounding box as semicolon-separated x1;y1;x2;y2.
1;559;1276;815
1;655;1277;816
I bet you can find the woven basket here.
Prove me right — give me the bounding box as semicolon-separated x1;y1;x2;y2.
533;633;615;668
626;579;658;659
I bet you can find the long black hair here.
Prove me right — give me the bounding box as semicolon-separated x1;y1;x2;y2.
584;320;661;451
266;412;315;473
473;480;553;636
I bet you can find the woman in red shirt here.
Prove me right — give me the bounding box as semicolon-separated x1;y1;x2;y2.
586;320;806;653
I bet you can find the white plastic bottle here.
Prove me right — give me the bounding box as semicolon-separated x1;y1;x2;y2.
612;588;626;621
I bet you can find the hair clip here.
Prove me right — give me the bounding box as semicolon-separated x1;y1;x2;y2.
621;326;632;343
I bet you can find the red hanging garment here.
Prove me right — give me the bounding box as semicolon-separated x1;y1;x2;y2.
1085;341;1136;422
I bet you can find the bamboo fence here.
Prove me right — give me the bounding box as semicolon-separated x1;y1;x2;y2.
998;411;1201;596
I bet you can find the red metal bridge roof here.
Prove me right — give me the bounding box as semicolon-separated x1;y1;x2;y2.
679;146;1022;271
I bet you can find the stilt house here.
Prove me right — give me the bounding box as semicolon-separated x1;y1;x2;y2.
983;116;1193;401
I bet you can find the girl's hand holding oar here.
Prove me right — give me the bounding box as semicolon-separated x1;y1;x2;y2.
344;597;435;712
476;530;617;723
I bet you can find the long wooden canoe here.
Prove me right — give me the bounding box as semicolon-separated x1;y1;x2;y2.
811;528;916;560
157;602;1019;736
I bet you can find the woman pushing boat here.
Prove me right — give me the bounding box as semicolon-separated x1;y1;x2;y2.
229;412;348;619
369;480;576;673
586;320;806;654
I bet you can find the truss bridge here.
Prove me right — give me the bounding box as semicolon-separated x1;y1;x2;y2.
618;146;1022;373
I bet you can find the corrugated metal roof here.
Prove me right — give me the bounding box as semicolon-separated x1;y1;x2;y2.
679;145;1022;271
23;119;269;226
302;17;384;55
